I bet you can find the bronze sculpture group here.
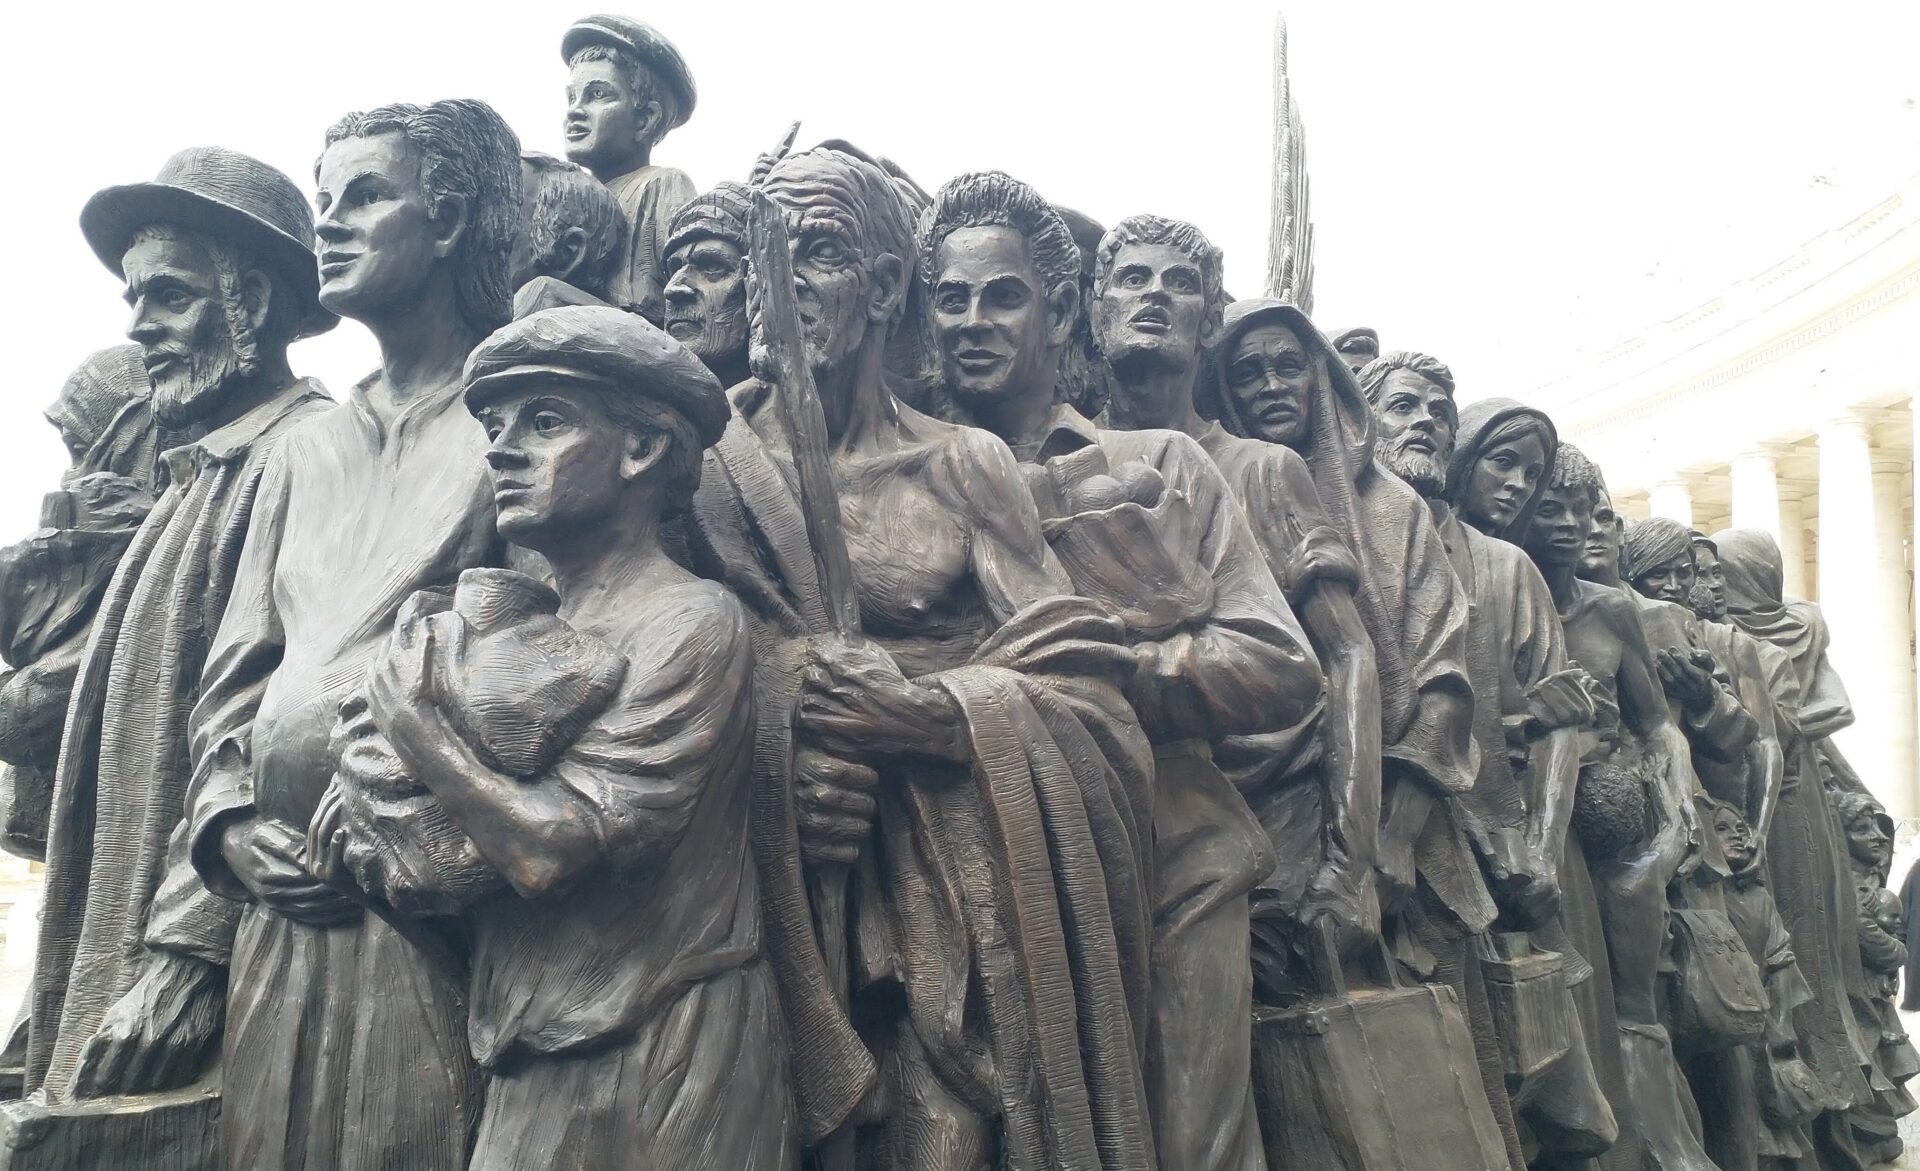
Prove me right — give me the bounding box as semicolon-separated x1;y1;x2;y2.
0;13;1910;1171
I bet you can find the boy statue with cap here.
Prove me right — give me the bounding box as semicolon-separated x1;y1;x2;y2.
561;13;698;323
310;299;794;1170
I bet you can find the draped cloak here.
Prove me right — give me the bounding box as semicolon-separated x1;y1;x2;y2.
182;379;500;1171
1713;527;1875;1109
686;384;1173;1171
25;381;329;1097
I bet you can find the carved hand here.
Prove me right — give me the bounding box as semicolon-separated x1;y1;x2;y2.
794;746;880;866
366;597;465;790
1655;647;1718;717
220;817;359;926
1524;668;1597;734
70;951;223;1099
796;638;965;764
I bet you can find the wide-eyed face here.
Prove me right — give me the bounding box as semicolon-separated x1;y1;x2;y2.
930;224;1069;409
473;381;643;547
1372;369;1455;497
1464;429;1549;534
1581;489;1622;580
1336;334;1378;375
315;132;443;323
1220;320;1315;450
662;233;749;372
1633;551;1696;605
1093;241;1209;372
563;57;652;177
1692;544;1728;619
1527;483;1594;568
755;165;902;387
121;232;246;427
1711;806;1755;870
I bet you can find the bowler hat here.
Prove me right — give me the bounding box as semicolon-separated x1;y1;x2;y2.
80;147;335;339
464;302;727;447
561;15;696;131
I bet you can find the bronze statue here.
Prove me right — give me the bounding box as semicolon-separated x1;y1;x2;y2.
1330;326;1378;375
1372;379;1622;1167
1832;788;1918;1164
0;346;161;862
311;302;795;1169
686;147;1165;1171
561;14;697;321
921;177;1330;1171
178;100;521;1171
22;149;337;1114
661;181;752;388
510;151;625;301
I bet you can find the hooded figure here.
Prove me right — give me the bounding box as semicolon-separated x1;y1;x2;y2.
1206;299;1481;947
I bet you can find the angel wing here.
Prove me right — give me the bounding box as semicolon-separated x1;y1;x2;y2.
1265;12;1315;314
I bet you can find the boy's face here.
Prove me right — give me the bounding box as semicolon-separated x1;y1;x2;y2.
564;56;655;175
1711;806;1754;870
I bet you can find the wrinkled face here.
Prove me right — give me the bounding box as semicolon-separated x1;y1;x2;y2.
1464;430;1549;534
315;132;440;323
1846;807;1892;870
1712;808;1755;870
1692;544;1728;619
121;233;247;426
1336;334;1378;375
1221;321;1317;450
662;233;749;373
563;57;649;176
755;164;887;384
473;382;636;546
1633;551;1696;605
1580;489;1622;580
931;225;1062;409
1372;369;1455;497
1093;241;1209;373
1527;483;1594;568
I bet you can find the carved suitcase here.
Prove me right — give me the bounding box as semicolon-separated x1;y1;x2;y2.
1477;931;1575;1087
1252;926;1510;1171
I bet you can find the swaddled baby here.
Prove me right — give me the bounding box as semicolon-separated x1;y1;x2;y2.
318;567;628;917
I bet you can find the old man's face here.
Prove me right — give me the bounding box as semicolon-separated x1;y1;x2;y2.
662;234;749;372
121;230;247;427
1373;369;1456;498
1221;320;1316;450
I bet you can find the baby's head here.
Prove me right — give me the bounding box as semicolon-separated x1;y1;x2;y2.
1572;761;1649;862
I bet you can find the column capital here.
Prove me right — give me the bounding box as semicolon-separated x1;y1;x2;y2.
1730;442;1793;465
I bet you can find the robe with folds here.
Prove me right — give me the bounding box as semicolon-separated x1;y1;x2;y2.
603;164;696;322
1713;529;1876;1111
25;381;328;1097
182;377;499;1171
688;385;1193;1171
1016;405;1328;1171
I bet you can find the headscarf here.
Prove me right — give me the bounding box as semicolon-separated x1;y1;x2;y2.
1621;517;1694;585
1446;398;1558;542
1713;526;1823;673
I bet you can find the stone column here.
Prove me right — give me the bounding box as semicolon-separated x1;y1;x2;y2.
1648;477;1695;526
1871;454;1917;820
1728;447;1784;537
1778;494;1810;599
1818;410;1903;813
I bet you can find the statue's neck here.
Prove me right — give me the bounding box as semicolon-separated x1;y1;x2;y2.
1107;358;1204;438
961;380;1058;454
364;279;479;406
819;339;897;455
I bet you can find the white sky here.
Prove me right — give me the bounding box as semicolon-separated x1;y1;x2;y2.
1;0;1915;540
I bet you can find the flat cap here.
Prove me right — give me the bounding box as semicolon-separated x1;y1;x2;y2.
561;15;696;130
464;302;727;447
664;181;752;255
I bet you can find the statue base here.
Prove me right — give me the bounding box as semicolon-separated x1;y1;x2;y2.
0;1078;218;1170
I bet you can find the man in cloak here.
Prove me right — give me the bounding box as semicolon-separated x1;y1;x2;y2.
1368;370;1624;1167
25;149;337;1104
686;146;1279;1171
918;177;1333;1171
179;100;521;1171
560;14;697;321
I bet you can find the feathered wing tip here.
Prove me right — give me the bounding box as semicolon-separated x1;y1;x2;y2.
1265;10;1314;314
747;121;801;187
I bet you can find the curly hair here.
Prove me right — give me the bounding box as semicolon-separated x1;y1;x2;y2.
520;152;624;300
1356;350;1455;405
1093;214;1226;341
323;99;522;336
567;43;682;145
915;172;1080;303
1551;440;1606;500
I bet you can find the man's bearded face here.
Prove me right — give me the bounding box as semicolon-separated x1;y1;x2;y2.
1691;544;1728;620
1580;490;1623;581
930;225;1060;411
1093;241;1209;375
1631;553;1696;605
121;231;253;427
1526;484;1594;570
1371;369;1455;498
1221;320;1315;451
662;233;749;376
